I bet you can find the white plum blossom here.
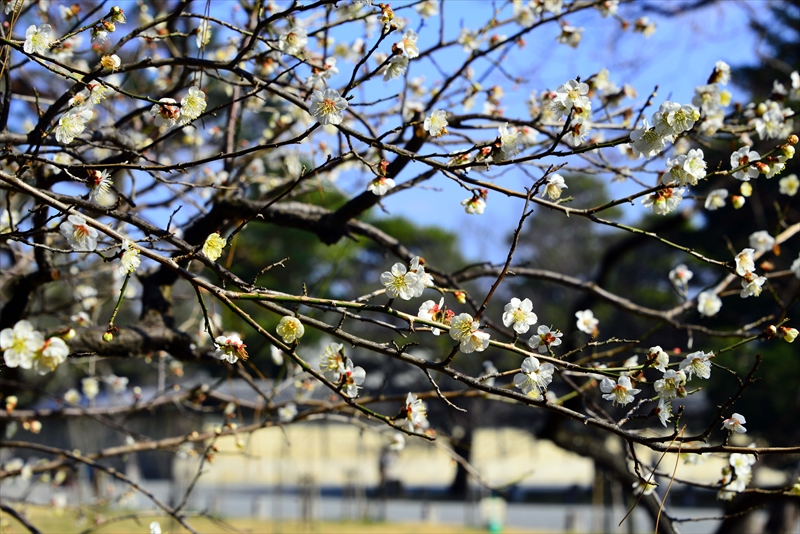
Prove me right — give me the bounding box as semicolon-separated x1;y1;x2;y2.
552;79;590;117
380;262;418;300
396;29;419;58
697;291;722;317
35;337;69;374
367;176;395;196
214;334;248;364
642;188;683;215
749;231;775;253
457;28;481;53
449;313;490;353
423;109;448;137
740;272;766;298
341;358;366;398
652;101;699;137
119;240;141;275
654;370;686;400
528;325;563;354
1;320;43;370
630;120;666;160
408;256;434;297
150;98;180;128
679;351;712;380
24;24;52;55
64;389;81;405
669;264;693;291
60;214;99;252
179;87;207;125
647;346;670;372
278;27;307;55
276;316;304;344
599;376;640;406
278;403;297;422
730;146;760;181
502;298;537;334
543;174;567;200
734;248;755;276
513;356;555;399
730;452;756;477
779;174;799;196
556;24;583;48
202;232;226;261
106;374;129;393
657;398;673;427
383;55;408;81
575;309;598;335
402;392;428;432
705;189;728;210
722;413;747;434
56;108;93;144
416;0;439;18
461;196;486;214
418;298;450;335
82;377;100;400
667;149;706;186
497;123;521;159
320;343;346;381
309;88;348;126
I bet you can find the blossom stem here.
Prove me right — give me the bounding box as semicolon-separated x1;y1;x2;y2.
107;272;131;332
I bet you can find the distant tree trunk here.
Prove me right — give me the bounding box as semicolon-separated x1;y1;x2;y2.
447;426;473;499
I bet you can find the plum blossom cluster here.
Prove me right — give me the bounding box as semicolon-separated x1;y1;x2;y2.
514;356;555;400
449;313;490;353
150;87;207;128
717;447;756;501
318;343;365;398
734;248;767;298
1;320;70;375
214;334;248;363
380;256;434;300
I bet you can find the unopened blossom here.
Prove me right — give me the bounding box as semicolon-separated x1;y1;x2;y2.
654;370;686;400
697;291;722;317
60;214;99;252
722;413;747;434
56;108;93;144
730;146;760;181
214;334;248;363
35;337;69;374
380;262;418;300
24;24;52;55
100;54;121;71
575;309;598;335
367;176;395;196
278;403;297;422
179;87;207;125
449;313;490;353
64;389;81;404
734;248;756;277
543;174;567;200
633;16;657;37
502;298;537;334
82;377;100;400
642;188;683;215
402;392;428;432
779;174;799;196
320;343;346;381
1;320;43;370
389;432;406;451
780;326;798;343
705;188;728;210
679;351;712;380
528;325;563;354
669;264;693;290
461;196;486;215
341;358;366;398
202;232;226;261
647;346;670;372
278;27;307;55
513;356;555;400
424;109;448;137
749;231;775;254
276;316;304;344
309;88;348;126
552;79;590;117
740;272;766;298
383;55;408;81
119;239;140;275
150;98;180;128
599;376;640;406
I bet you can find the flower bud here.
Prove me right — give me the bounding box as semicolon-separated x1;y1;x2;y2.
739;182;753;197
5;395;18;413
63;328;77;340
754;162;770;175
731;195;745;209
677;386;687;398
763;324;777;339
788;134;798;145
779;326;798;343
103;331;114;342
29;420;42;434
780;144;795;160
454;291;466;304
